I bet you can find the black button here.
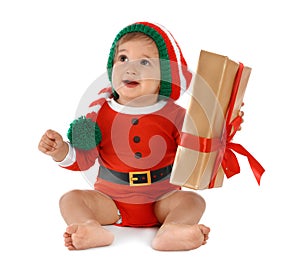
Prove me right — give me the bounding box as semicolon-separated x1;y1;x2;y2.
131;118;139;125
134;152;142;159
133;136;140;143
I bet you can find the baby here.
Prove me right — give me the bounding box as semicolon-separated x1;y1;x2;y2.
38;22;210;251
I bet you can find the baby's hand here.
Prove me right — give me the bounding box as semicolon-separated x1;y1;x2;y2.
238;110;244;131
38;129;69;162
236;102;245;131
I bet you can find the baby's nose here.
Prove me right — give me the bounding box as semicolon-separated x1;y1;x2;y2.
126;69;137;75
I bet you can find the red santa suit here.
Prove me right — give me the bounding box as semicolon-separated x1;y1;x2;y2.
62;98;185;227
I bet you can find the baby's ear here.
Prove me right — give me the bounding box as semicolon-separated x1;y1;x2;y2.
67;116;102;150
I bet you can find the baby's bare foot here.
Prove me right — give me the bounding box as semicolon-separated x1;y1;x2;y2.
199;224;210;245
63;220;114;250
152;223;210;251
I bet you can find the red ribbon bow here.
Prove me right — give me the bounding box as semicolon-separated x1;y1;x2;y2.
219;114;265;186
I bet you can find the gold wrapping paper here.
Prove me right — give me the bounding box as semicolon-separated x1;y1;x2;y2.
170;50;251;190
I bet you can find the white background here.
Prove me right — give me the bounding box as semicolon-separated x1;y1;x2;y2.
1;0;299;260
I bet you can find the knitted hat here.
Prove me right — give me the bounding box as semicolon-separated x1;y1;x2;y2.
107;22;192;101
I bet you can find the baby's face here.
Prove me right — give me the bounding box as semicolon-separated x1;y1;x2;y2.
112;38;161;106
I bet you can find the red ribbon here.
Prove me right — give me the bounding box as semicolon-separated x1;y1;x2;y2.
179;63;265;188
179;132;222;153
217;114;265;186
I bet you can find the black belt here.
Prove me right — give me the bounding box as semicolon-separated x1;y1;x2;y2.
98;165;172;186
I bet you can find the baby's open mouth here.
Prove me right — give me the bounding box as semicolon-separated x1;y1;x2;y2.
123;80;139;88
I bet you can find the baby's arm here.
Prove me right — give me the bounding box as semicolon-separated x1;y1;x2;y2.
38;129;69;162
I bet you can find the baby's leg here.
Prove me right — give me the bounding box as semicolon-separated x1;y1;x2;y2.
152;191;210;251
59;189;119;250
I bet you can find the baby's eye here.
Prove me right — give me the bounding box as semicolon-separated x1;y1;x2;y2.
118;55;128;62
140;59;151;66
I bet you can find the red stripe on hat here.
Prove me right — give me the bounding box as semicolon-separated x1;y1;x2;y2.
171;35;192;93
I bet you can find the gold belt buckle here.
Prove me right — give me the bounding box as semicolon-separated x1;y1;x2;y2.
129;170;151;186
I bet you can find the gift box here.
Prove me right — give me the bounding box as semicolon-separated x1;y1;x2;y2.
170;50;264;190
